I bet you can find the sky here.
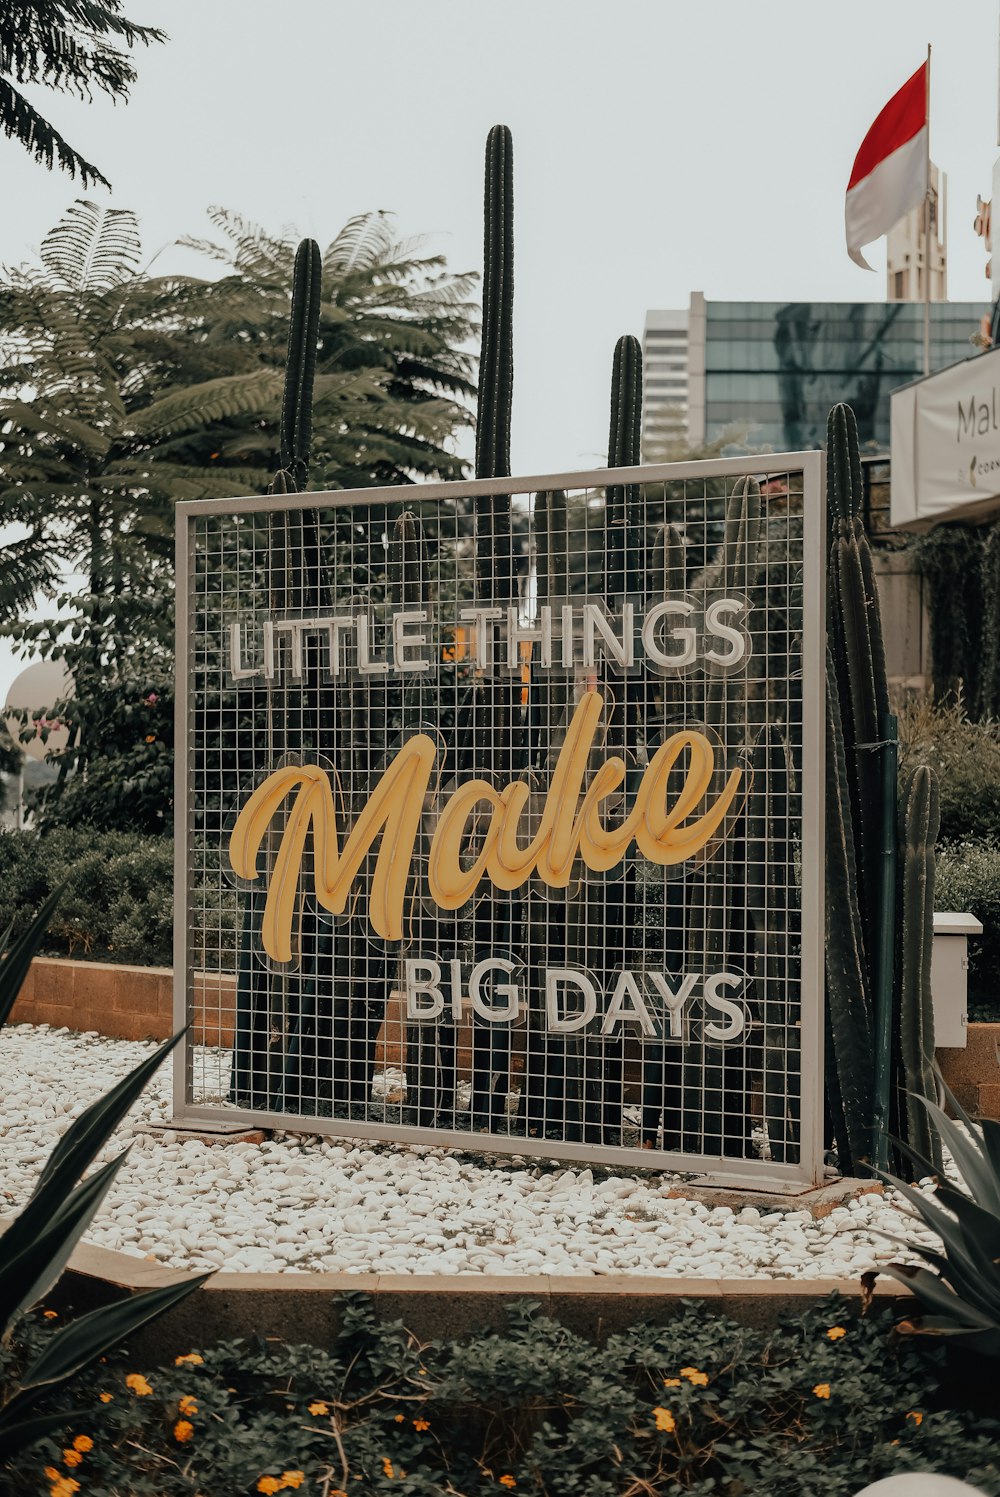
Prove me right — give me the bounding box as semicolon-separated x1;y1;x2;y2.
2;0;1000;702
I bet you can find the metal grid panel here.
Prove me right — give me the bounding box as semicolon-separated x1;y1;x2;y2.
174;455;824;1189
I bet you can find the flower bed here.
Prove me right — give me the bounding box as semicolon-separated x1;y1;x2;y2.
3;1293;999;1495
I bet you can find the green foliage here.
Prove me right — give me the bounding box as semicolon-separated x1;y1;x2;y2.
913;523;986;709
2;1294;999;1494
878;1070;1000;1362
0;3;166;189
934;840;1000;1021
0;898;206;1456
898;696;1000;845
0;829;174;965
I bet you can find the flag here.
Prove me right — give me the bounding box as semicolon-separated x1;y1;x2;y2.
846;60;928;270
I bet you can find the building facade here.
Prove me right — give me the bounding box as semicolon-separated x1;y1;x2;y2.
642;292;988;455
640;308;689;453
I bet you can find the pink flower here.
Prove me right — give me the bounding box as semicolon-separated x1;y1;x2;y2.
145;692;159;705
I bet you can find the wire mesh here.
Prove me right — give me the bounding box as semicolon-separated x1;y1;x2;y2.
175;457;824;1186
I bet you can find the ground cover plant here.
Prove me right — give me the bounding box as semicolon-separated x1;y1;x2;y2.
2;1293;998;1496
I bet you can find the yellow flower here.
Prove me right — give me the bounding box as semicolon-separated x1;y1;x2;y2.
382;1457;395;1478
178;1395;198;1416
826;1326;847;1341
63;1450;83;1468
393;1413;404;1423
308;1401;329;1416
99;1393;113;1403
680;1367;709;1386
257;1480;281;1495
413;1417;430;1431
813;1383;831;1400
49;1480;80;1497
500;1479;517;1490
175;1352;204;1366
44;1469;60;1481
72;1436;93;1453
174;1419;194;1443
43;1309;58;1319
907;1411;924;1427
125;1373;153;1396
663;1377;681;1387
280;1475;305;1490
145;734;156;743
653;1406;676;1432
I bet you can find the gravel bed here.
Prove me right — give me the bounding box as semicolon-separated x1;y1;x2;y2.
0;1024;938;1279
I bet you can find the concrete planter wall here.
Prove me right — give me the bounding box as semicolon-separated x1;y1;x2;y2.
938;1023;1000;1119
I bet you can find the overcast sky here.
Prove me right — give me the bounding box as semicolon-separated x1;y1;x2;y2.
3;0;1000;702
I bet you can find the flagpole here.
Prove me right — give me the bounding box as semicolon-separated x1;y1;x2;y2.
923;43;931;377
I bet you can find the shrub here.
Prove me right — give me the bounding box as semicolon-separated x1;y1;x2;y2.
934;840;1000;1021
897;697;1000;845
0;829;174;967
2;1293;999;1495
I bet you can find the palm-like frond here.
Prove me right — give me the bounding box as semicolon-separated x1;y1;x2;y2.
0;75;105;186
40;199;140;291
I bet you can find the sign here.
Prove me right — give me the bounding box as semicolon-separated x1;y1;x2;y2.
175;458;824;1187
891;344;1000;527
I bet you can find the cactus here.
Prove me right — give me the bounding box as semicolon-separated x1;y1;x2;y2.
650;522;686;599
476;125;514;483
824;647;874;1169
747;723;799;1164
274;237;322;494
466;124;519;1130
605;334;642;595
232;238;325;1112
827;403;889;951
898;765;944;1176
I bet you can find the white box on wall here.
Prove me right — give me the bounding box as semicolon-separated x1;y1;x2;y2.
932;912;983;1050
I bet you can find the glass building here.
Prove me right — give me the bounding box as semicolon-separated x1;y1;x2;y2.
686;296;989;453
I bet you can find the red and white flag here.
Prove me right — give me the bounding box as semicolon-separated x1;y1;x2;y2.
846;60;928;270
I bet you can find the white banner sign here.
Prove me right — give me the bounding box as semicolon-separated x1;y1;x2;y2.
891;346;1000;528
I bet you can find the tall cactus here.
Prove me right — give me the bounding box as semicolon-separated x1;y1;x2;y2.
274;238;322;495
606;334;642;595
231;238;325;1112
827;403;889;951
898;765;944;1176
747;723;799;1164
824;402;890;1172
824;648;874;1168
466;124;519;1130
476;124;514;484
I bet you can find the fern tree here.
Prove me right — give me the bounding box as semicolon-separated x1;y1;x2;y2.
1;200;478;831
1;1;165;187
169;207;479;488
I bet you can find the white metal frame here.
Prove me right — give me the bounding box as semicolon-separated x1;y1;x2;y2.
173;453;826;1191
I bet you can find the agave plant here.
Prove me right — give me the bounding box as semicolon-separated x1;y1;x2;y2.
875;1075;1000;1360
0;892;208;1455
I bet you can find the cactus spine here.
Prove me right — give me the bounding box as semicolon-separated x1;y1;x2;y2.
898;766;943;1175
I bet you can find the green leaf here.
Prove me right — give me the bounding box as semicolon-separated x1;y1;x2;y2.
913;1094;1000;1215
20;1271;212;1392
881;1262;996;1328
0;883;64;1027
0;1153;128;1330
0;1407;86;1461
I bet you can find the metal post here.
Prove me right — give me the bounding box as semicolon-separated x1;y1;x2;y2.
923;45;932;377
872;711;899;1170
